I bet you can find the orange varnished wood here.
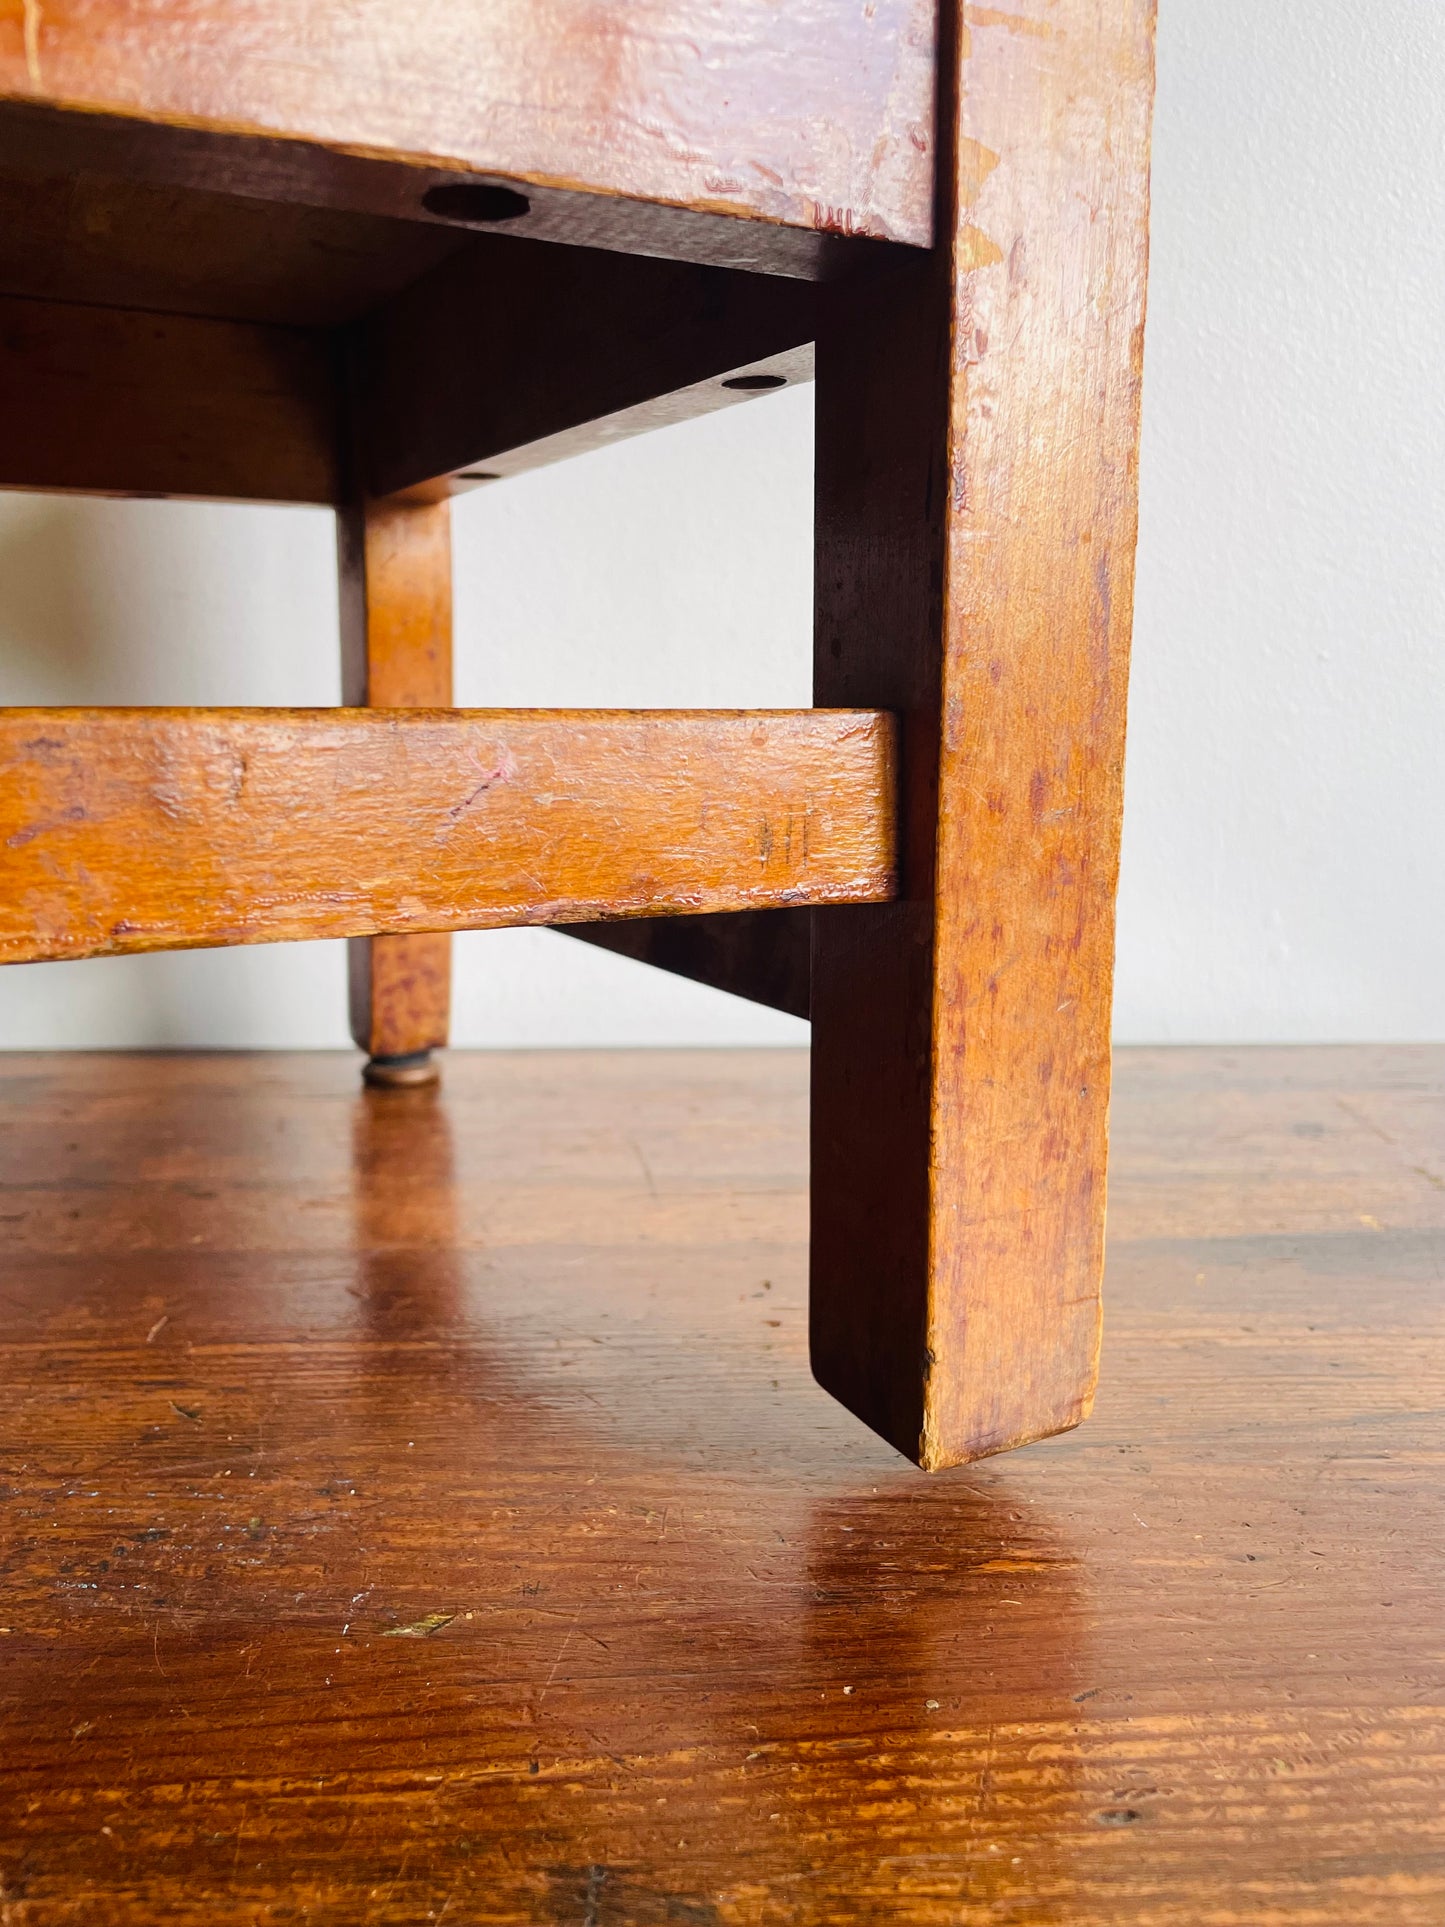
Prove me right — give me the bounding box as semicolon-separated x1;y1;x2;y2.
339;497;455;1066
0;1045;1441;1923
810;0;1156;1467
0;0;937;257
338;499;454;711
0;0;1164;1493
0;707;897;963
348;933;451;1071
0;292;339;502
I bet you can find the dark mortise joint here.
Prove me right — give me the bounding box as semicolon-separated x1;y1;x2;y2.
421;183;532;224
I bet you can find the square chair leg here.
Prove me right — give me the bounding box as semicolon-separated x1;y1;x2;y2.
809;0;1155;1468
337;493;455;1085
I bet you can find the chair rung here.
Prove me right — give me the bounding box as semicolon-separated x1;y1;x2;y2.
0;707;896;964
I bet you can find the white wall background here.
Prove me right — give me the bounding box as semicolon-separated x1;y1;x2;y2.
1;0;1441;1050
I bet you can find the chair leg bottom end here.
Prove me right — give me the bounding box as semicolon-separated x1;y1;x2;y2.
362;1051;441;1090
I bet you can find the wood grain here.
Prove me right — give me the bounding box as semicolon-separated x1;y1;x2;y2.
347;932;451;1071
338;500;454;713
0;292;339;502
0;98;899;282
810;0;1156;1465
348;236;816;499
338;497;455;1065
0;1044;1441;1924
0;164;470;327
0;707;896;963
0;0;937;256
0;246;814;507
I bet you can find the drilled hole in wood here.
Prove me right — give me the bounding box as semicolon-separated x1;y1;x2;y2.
722;374;787;391
422;183;530;224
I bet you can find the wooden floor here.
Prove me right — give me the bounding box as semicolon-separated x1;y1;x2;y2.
0;1047;1441;1925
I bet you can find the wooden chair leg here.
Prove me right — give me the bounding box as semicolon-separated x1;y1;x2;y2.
809;0;1155;1468
337;493;454;1087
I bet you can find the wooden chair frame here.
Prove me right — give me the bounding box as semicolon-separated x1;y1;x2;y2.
0;0;1156;1467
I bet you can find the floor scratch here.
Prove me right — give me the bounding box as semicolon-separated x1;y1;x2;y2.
538;1618;577;1706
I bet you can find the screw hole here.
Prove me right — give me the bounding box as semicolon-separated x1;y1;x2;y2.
722;373;787;392
423;183;531;224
